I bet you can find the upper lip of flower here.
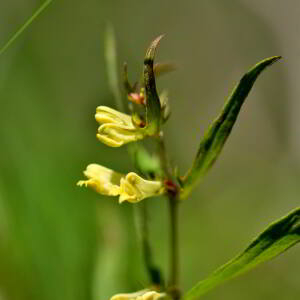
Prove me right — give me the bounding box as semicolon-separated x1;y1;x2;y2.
95;106;133;126
95;106;145;147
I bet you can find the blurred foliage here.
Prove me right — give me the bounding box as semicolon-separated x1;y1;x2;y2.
0;1;299;300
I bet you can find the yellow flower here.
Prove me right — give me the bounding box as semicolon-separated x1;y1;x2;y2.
95;106;144;147
110;290;166;300
77;164;164;203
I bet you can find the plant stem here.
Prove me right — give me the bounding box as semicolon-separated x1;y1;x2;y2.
157;133;181;299
157;132;172;178
169;196;179;287
140;202;162;286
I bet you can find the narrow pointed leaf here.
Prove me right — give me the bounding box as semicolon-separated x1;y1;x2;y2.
183;207;300;300
0;0;53;56
143;35;164;135
181;56;281;198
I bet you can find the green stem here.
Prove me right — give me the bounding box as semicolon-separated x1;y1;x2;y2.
140;202;162;286
157;133;181;299
103;23;164;290
169;196;179;287
157;132;172;178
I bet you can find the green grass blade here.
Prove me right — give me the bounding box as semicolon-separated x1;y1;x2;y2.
183;207;300;300
0;0;53;56
181;56;281;198
104;24;123;111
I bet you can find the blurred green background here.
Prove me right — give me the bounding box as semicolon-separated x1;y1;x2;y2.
0;1;299;299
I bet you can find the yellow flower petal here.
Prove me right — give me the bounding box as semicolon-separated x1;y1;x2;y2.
95;106;133;126
95;106;145;147
78;164;164;203
97;123;144;147
110;290;165;300
119;172;164;203
140;291;165;300
77;164;123;196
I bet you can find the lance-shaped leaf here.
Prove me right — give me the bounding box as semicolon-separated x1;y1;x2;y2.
183;207;300;300
143;35;164;135
180;56;281;198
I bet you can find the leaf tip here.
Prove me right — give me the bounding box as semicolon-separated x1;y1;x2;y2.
144;34;165;62
269;55;282;64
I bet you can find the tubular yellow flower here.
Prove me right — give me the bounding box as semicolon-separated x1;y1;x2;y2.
77;164;122;196
95;106;144;147
77;164;164;203
119;172;164;203
110;290;166;300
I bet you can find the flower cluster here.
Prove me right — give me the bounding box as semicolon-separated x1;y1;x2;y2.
77;36;167;204
77;105;165;202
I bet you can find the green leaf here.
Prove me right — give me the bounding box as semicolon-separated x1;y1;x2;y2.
143;35;164;135
183;207;300;300
180;56;281;198
128;143;162;178
0;0;53;56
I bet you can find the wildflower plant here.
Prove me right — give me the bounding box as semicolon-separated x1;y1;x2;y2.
1;3;299;300
76;27;300;300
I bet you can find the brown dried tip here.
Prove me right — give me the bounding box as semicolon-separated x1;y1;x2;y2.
144;35;165;62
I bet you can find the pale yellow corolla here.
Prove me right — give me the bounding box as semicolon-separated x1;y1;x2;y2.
95;106;145;147
77;164;164;203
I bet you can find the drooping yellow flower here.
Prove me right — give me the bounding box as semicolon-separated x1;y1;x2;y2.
77;164;164;203
110;289;166;300
95;106;145;147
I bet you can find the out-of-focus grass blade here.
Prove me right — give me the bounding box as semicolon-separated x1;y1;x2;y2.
183;207;300;300
104;24;123;111
0;0;53;56
181;56;281;198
